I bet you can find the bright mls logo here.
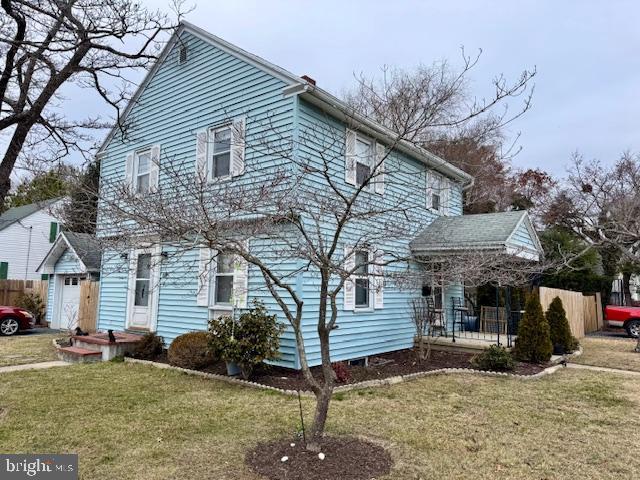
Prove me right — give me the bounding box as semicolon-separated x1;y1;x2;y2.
1;455;77;479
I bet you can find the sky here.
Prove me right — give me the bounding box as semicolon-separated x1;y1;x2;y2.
157;0;638;176
6;0;638;180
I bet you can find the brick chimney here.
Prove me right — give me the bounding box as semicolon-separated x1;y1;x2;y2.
301;75;316;86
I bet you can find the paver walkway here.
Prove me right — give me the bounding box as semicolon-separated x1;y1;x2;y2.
0;361;69;374
567;362;640;376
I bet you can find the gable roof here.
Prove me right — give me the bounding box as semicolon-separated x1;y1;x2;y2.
410;210;543;260
37;231;101;274
96;22;473;185
0;198;60;232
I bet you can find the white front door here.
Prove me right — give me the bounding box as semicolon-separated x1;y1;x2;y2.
59;275;82;330
127;252;153;330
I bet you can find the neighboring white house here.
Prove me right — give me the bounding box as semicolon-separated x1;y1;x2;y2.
0;198;63;281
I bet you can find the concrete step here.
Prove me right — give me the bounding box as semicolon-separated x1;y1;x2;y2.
57;346;102;364
70;332;144;361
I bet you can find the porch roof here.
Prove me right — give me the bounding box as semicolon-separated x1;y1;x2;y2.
410;210;543;261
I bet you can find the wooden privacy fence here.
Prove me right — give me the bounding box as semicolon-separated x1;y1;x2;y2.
538;287;603;339
78;280;99;332
0;279;49;308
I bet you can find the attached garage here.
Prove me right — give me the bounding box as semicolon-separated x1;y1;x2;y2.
37;232;101;330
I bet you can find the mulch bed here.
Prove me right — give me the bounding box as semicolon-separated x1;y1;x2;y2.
246;436;392;480
138;348;546;390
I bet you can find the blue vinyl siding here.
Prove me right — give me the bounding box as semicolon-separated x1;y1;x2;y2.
95;29;465;369
96;251;128;332
54;249;84;274
96;30;299;366
295;99;463;365
509;220;536;250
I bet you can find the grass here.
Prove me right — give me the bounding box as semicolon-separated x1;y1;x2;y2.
572;336;640;372
0;332;59;367
0;363;638;479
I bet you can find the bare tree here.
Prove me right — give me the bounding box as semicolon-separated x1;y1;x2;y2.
0;0;185;205
554;152;640;260
345;52;537;214
552;152;640;348
96;101;475;451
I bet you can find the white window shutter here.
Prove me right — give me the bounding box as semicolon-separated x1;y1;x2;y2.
231;118;246;176
126;250;136;318
374;142;385;195
443;179;451;216
345;129;357;186
425;171;433;209
150;245;162;331
197;247;212;306
125;152;135;190
232;240;249;308
149;145;161;192
373;249;384;309
196;130;208;183
343;246;355;311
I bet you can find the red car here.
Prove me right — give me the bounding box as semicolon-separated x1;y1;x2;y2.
605;305;640;338
0;306;36;336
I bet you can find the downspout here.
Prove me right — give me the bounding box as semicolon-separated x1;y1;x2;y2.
291;91;303;371
25;226;32;280
17;220;34;280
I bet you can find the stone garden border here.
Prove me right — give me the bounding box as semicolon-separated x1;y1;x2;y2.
124;345;582;397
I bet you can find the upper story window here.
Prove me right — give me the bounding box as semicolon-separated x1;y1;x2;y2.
135;149;151;194
355;136;373;187
354;250;370;308
212;252;235;306
209;125;232;179
427;171;448;214
345;129;384;194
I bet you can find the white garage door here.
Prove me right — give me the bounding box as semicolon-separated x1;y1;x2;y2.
57;275;82;330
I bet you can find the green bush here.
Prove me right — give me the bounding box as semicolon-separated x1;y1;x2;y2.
167;331;216;369
513;293;553;363
545;296;577;354
472;345;515;372
16;292;46;324
208;300;284;379
131;332;164;360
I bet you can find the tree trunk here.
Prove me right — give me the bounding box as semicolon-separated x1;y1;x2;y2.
303;270;335;453
623;272;633;306
305;386;333;453
0;121;33;205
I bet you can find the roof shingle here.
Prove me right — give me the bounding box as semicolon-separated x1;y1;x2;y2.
410;211;529;252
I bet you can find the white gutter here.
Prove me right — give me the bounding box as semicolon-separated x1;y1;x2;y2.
284;83;474;185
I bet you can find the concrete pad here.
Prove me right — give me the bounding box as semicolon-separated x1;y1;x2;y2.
0;361;70;374
567;363;640;376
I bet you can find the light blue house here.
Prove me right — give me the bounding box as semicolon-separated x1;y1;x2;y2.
94;22;543;369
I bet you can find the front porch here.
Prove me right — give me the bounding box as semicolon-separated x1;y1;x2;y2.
409;210;544;354
419;334;514;354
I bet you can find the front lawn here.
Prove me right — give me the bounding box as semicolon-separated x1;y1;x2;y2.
0;362;638;479
0;331;59;367
572;336;640;372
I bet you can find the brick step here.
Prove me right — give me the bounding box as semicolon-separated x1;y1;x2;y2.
72;332;143;346
57;346;102;364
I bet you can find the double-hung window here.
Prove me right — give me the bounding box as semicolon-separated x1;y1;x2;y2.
428;172;443;213
355;136;373;187
135;149;151;194
209;125;232;180
354;250;370;308
212;253;235;306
